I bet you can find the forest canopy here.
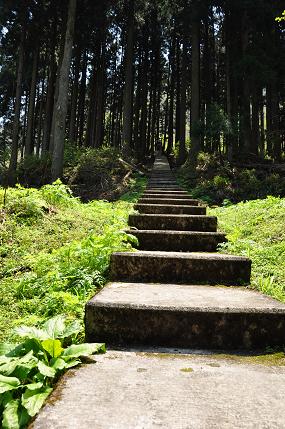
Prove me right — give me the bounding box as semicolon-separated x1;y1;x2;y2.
0;0;284;184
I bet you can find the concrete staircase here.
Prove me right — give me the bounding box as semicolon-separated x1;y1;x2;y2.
33;155;285;429
85;155;285;350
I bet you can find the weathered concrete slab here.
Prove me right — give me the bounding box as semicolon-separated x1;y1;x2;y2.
127;229;226;251
146;185;181;191
86;283;285;348
110;251;251;285
142;193;197;200
139;198;199;205
148;182;178;186
144;190;189;194
31;349;285;428
129;213;217;231
134;204;206;215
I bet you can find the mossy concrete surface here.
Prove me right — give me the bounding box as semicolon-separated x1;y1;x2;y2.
32;349;285;429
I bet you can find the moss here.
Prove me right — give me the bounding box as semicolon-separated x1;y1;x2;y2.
180;367;194;373
136;351;285;367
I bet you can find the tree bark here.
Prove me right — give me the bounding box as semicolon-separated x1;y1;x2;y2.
189;13;201;165
68;45;81;144
8;30;25;183
51;0;77;181
122;0;135;148
25;44;39;157
177;29;187;165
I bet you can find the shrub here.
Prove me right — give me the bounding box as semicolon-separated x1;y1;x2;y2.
1;186;47;222
68;147;125;186
178;151;285;204
41;180;75;207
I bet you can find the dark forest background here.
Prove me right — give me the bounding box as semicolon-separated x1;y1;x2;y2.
0;0;284;189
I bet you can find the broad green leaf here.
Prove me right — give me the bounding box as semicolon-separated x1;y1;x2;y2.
0;392;13;407
0;344;19;357
25;382;43;391
0;360;18;377
42;339;64;359
2;399;20;429
14;326;49;341
12;352;38;380
0;356;12;365
51;358;67;371
61;320;81;339
18;407;30;428
0;375;21;394
62;343;106;359
37;361;56;378
42;316;66;339
22;387;53;417
5;342;33;358
20;339;41;355
64;359;81;369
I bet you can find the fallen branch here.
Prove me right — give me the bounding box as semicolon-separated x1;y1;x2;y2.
118;158;146;176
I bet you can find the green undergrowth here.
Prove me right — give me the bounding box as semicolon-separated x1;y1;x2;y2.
120;175;147;203
209;196;285;302
177;152;285;205
0;180;140;343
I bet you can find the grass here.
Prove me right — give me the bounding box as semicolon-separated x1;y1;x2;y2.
209;196;285;302
0;178;145;343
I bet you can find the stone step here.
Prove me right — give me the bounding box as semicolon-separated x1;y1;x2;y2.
127;230;226;251
145;190;189;195
149;175;174;178
86;283;285;349
139;198;200;206
142;193;199;200
148;179;177;185
148;182;177;188
129;214;216;231
134;204;206;215
146;187;183;191
110;251;251;285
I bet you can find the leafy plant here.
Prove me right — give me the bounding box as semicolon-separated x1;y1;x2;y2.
0;316;105;428
41;180;75;207
2;186;47;222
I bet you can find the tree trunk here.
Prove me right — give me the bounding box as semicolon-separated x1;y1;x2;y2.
42;53;56;154
94;39;106;148
189;15;201;164
177;30;187;165
25;44;39;157
77;49;87;146
68;46;81;144
241;10;252;155
271;82;281;161
167;32;176;155
122;0;135;148
251;83;260;156
51;0;77;181
8;30;25;183
138;31;149;161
